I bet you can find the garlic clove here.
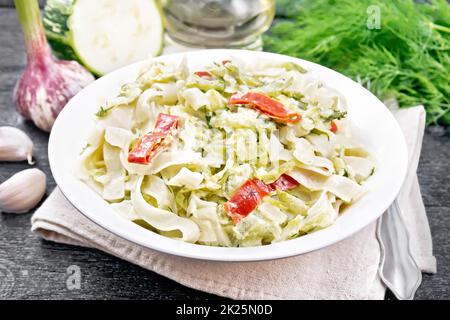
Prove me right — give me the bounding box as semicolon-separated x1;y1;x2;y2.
0;168;46;214
0;126;34;164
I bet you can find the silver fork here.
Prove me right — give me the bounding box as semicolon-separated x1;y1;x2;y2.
376;199;422;300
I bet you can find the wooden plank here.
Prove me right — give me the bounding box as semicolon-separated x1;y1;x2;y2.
0;7;449;300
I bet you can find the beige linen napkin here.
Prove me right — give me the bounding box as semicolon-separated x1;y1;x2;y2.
31;106;436;299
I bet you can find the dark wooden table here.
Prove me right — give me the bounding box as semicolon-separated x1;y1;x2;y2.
1;5;449;300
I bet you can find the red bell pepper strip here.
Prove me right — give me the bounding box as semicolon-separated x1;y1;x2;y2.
194;71;213;78
222;60;232;65
224;179;271;224
224;174;299;223
252;178;273;195
229;92;301;124
330;120;338;133
128;113;179;164
268;174;300;192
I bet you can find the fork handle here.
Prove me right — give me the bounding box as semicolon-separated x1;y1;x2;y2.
377;199;422;300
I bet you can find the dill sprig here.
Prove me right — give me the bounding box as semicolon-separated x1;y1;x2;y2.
322;110;348;122
264;0;450;125
95;106;113;118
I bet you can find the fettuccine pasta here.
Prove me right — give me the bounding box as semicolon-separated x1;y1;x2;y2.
76;57;375;247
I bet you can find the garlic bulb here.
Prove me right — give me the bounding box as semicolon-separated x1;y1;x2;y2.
0;126;34;164
0;168;46;214
13;0;94;132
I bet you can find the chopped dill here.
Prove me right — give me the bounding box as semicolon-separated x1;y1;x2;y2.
95;106;113;118
322;110;348;122
79;143;90;155
343;168;350;178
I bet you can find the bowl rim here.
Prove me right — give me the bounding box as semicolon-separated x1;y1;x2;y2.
48;49;408;261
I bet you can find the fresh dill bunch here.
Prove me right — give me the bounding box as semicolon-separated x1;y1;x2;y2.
275;0;305;19
264;0;450;125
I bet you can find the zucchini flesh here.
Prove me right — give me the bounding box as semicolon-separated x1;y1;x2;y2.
44;0;164;76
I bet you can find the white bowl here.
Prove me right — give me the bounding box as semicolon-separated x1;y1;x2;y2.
49;50;408;261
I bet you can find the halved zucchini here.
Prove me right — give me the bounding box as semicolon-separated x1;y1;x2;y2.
44;0;164;76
